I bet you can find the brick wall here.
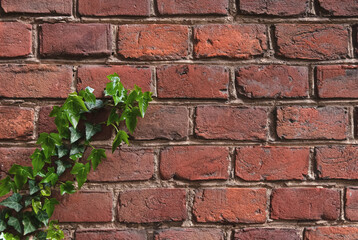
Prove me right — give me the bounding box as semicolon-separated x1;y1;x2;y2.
1;0;358;239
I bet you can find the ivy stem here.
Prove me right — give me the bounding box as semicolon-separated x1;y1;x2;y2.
111;123;119;133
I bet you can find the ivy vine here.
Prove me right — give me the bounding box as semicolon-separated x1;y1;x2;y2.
0;73;153;239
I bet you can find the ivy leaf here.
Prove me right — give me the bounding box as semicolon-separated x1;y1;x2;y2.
69;127;82;144
85;99;104;111
56;145;69;159
46;221;64;240
107;108;120;126
31;149;46;175
0;233;20;240
0;193;22;212
55;160;71;176
60;181;76;195
32;199;42;214
40;168;58;186
29;180;40;195
8;165;33;189
112;130;129;153
138;91;152;118
0;176;14;197
63;93;88;128
79;87;96;104
50;107;70;139
70;144;85;156
70;163;90;189
87;149;106;171
85;123;101;141
43;198;59;219
22;216;37;235
8;216;22;234
126;89;138;107
70;153;83;161
35;210;49;226
0;219;6;232
105;74;127;105
123;107;141;134
37;133;62;158
40;185;51;197
35;231;47;240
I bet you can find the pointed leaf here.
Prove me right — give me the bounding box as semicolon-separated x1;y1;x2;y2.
112;130;129;153
56;145;69;159
0;193;22;212
107;108;120;126
85;122;101;141
29;180;40;195
69;127;82;143
0;177;13;197
22;216;37;235
8;217;22;234
87;148;106;171
31;149;46;175
60;181;76;195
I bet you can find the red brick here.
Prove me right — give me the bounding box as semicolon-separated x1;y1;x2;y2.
160;146;229;181
235;228;300;240
155;228;224;240
0;22;32;58
87;148;154;182
193;188;267;223
157;65;229;99
40;23;111;58
157;0;228;15
276;106;348;140
236;65;309;98
0;106;34;140
346;188;358;220
271;188;340;220
195;106;268;140
316;65;358;98
38;106;58;134
317;0;358;16
0;65;72;98
275;24;349;60
133;105;189;140
77;65;152;98
305;227;358;240
118;25;189;60
2;0;72;15
194;24;267;59
240;0;308;16
118;188;187;223
52;191;112;222
78;0;150;16
316;146;358;179
0;148;34;178
76;230;146;240
236;146;309;181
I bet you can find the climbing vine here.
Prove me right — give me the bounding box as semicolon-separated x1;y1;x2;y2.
0;74;152;239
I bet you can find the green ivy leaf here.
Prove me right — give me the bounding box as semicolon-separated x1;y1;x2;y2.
22;216;37;235
124;107;141;134
69;153;83;161
126;89;138;107
105;74;127;105
87;149;106;171
8;216;22;234
63;93;88;128
46;221;64;240
31;149;46;175
85;99;104;111
8;165;33;189
70;144;85;156
34;231;47;240
0;219;6;232
43;198;59;218
55;160;71;176
50;107;70;139
0;176;14;197
40;185;51;197
56;145;69;159
35;210;49;226
79;87;96;104
32;199;42;214
70;163;90;189
138;91;152;118
29;180;40;195
60;181;76;195
107;108;120;126
85;122;101;141
0;193;22;212
0;232;20;240
112;130;129;153
69;127;82;144
37;133;62;158
40;168;58;186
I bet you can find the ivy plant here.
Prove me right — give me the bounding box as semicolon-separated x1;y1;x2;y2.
0;73;152;239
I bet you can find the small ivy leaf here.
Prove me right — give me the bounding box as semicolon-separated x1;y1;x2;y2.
60;181;76;195
105;74;127;105
40;185;51;197
29;180;40;195
112;130;129;153
63;93;88;128
107;108;120;126
70;144;85;156
40;172;58;186
56;145;69;159
8;216;22;234
35;210;49;226
70;152;83;161
0;193;22;212
55;160;67;176
46;221;64;240
138;91;152;118
126;90;138;107
8;165;33;189
32;199;42;214
31;149;46;175
71;163;90;189
69;127;82;144
0;176;14;197
87;148;106;171
24;195;35;208
51;107;70;139
43;198;59;218
35;231;47;240
0;219;6;232
0;232;20;240
37;133;62;158
125;107;141;134
79;87;96;104
85;99;104;111
22;216;37;235
85;122;101;141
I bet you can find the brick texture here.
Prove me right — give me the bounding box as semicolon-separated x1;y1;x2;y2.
2;0;72;15
240;0;308;16
157;0;228;15
317;0;358;16
305;227;358;239
0;106;34;140
155;228;224;240
0;148;34;178
346;188;358;221
235;228;300;240
0;22;32;58
76;230;147;240
78;0;150;16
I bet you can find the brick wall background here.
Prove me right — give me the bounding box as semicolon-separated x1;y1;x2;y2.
1;0;358;239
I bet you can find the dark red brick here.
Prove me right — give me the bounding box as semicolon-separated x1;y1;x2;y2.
193;188;267;223
316;65;358;98
236;65;309;98
276;106;349;140
52;191;112;222
40;23;111;58
78;0;150;16
305;227;358;240
157;0;228;15
118;188;187;223
2;0;72;15
157;65;229;99
0;65;72;98
133;105;189;140
0;147;34;178
271;188;340;220
77;65;152;98
236;146;309;181
38;106;58;134
0;22;32;58
346;188;358;221
317;0;358;16
235;228;300;240
195;106;268;140
0;106;34;140
160;146;229;181
155;228;224;240
76;230;146;240
194;24;267;59
117;25;189;60
275;24;349;60
240;0;308;16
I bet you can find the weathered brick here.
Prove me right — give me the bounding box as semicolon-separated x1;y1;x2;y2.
0;22;32;58
77;65;152;98
194;24;267;59
316;146;358;179
195;106;268;140
52;191;112;222
236;65;309;98
317;0;358;16
78;0;150;16
0;65;72;98
276;106;348;140
76;230;146;240
157;65;229;99
118;188;187;223
155;228;224;240
2;0;72;15
271;188;340;220
316;65;358;98
240;0;308;16
38;106;58;134
193;188;267;223
346;188;358;221
0;106;34;140
87;148;154;182
235;228;300;240
305;227;358;240
0;148;34;178
157;0;228;15
236;146;309;181
275;24;349;60
133;105;189;140
118;25;189;60
160;146;229;181
40;23;111;58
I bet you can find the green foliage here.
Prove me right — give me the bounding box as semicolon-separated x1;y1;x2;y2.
0;74;152;239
